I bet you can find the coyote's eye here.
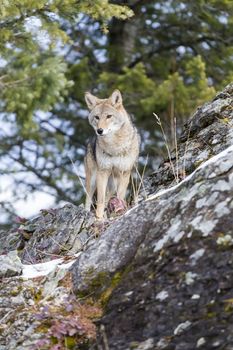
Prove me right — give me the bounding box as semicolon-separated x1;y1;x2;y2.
107;115;112;119
94;116;99;120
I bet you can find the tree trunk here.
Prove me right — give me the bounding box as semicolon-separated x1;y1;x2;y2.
108;0;146;72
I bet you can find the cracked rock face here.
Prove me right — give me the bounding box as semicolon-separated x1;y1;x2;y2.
19;204;96;263
71;86;233;349
74;146;233;350
143;83;233;198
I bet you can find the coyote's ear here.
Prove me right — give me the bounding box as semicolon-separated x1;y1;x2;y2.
85;92;99;110
110;89;122;107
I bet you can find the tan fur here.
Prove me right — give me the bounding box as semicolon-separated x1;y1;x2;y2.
84;90;140;219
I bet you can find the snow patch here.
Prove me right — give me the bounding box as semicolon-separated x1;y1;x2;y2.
22;253;81;279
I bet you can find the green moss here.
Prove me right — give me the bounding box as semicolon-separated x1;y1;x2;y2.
77;269;124;307
90;271;110;289
206;312;217;318
99;271;125;307
77;263;134;308
36;323;51;333
223;299;233;313
130;341;140;348
64;336;76;349
10;288;20;296
34;289;42;302
194;160;204;168
111;271;123;287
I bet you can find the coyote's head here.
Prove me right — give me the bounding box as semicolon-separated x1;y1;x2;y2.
85;90;127;136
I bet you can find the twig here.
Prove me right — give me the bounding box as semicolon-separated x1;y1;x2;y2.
153;113;179;183
33;248;64;259
133;155;148;202
0;310;14;325
34;248;80;260
49;235;71;253
182;120;193;178
174;115;179;180
82;233;98;247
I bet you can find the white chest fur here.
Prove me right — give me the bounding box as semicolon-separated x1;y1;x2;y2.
96;150;137;172
95;123;140;173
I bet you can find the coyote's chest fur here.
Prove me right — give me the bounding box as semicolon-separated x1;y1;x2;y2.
84;89;140;219
95;127;139;172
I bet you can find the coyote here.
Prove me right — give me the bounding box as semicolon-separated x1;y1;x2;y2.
84;89;140;219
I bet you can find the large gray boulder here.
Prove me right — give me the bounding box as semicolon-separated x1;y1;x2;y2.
71;84;233;349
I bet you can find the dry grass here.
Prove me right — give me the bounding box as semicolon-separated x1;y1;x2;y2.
153;112;194;183
153;112;179;183
130;156;148;204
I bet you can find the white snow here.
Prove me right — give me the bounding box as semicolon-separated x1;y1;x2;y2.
22;253;81;279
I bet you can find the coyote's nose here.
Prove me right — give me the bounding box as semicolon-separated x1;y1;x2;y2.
97;128;103;135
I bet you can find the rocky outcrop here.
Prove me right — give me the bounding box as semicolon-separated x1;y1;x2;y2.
0;206;106;350
0;84;233;350
143;83;233;197
0;204;96;260
71;84;233;349
72;145;233;349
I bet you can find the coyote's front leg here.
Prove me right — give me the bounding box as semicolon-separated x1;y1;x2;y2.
96;169;110;219
117;171;131;201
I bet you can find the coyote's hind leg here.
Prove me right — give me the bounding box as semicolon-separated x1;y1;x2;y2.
84;148;96;211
